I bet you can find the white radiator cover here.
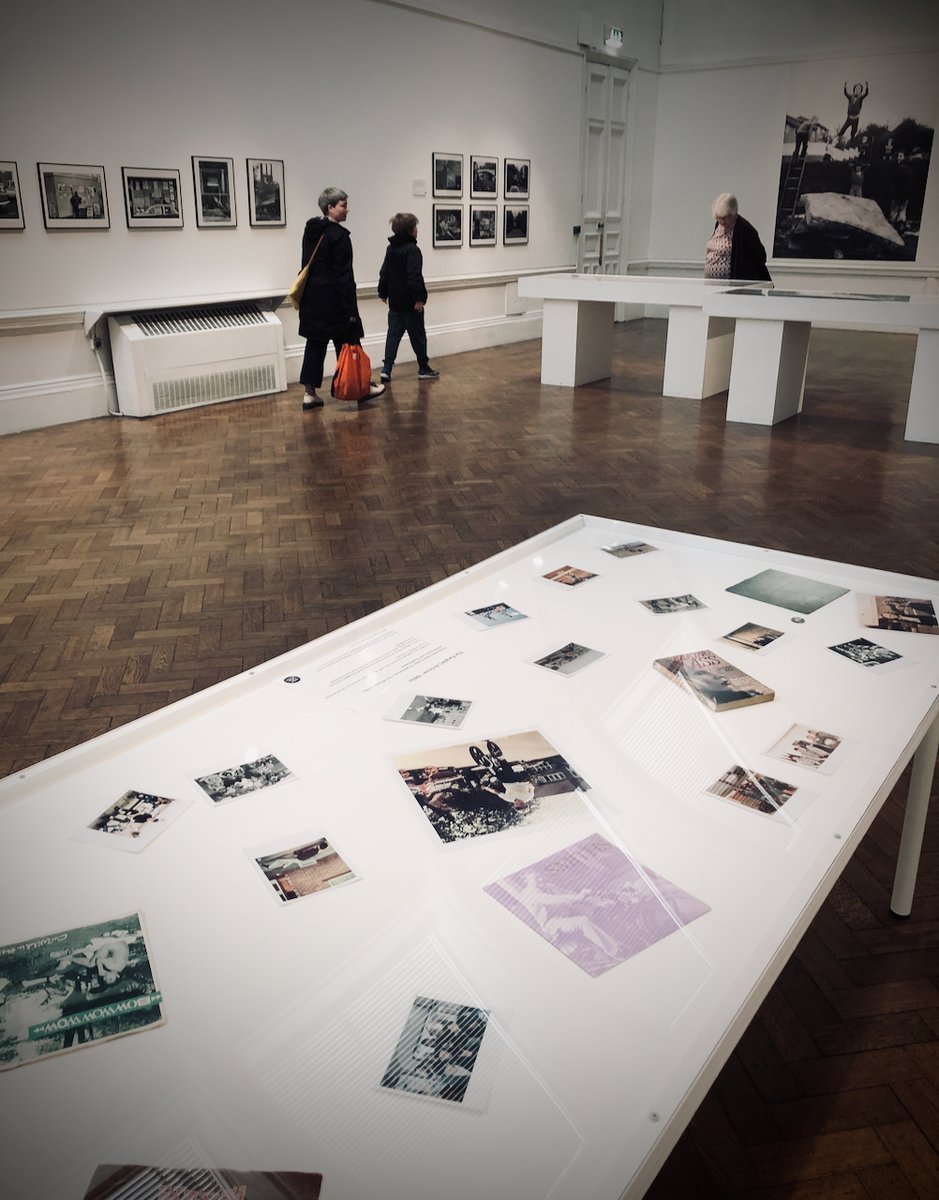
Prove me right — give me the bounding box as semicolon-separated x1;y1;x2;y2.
108;303;287;417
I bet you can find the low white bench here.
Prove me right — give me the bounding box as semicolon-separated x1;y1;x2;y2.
704;287;939;443
517;273;738;399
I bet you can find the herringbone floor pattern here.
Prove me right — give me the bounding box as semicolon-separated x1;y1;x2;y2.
0;322;937;1197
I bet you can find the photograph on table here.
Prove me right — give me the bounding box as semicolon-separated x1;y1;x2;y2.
37;162;109;229
380;995;492;1109
484;832;710;977
384;693;473;729
461;601;528;629
720;621;788;654
653;649;775;712
470;155;498;198
542;565;596;588
0;161;25;230
828;637;909;673
725;568;849;614
0;912;164;1071
857;594;938;635
394;729;590;844
82;1164;323;1199
72;789;193;852
503;204;529;244
248;831;358;904
529;641;606;677
432;151;463;198
469;204;497;246
640;594;706;614
602;540;658;558
766;723;846;774
121;167;183;229
772;55;936;262
246;158;285;226
432;204;462;247
193;752;294;804
192;155;236;227
707;765;804;816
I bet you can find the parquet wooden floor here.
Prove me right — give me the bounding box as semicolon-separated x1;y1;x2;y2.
1;321;937;1198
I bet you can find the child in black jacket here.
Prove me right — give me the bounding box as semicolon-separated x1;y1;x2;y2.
377;213;439;382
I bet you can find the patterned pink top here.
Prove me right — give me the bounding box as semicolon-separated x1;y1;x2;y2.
704;226;732;278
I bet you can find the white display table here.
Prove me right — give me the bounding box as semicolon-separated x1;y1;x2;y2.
1;516;936;1200
703;287;939;442
516;274;738;398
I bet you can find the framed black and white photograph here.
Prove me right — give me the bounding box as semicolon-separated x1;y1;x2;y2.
36;162;109;229
192;155;236;227
470;155;498;198
246;158;285;226
503;204;529;244
469;205;497;246
504;157;530;199
0;162;25;230
433;204;463;247
121;167;183;229
432;151;463;198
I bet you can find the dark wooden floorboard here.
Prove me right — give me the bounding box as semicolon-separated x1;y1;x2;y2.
1;321;937;1197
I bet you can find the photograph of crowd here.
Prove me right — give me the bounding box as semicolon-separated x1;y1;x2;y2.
828;637;903;669
767;724;844;774
80;789;189;851
381;995;490;1107
194;753;293;804
640;594;705;614
708;765;799;815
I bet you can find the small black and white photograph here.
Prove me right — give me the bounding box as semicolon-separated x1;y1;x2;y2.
73;789;192;852
726;568;849;614
470;155;498;198
121;167;183;230
469;205;497;246
37;162;109;230
462;601;528;629
380;995;491;1109
530;641;606;677
194;752;294;803
708;765;800;815
857;594;938;635
767;723;845;774
394;729;589;844
773;57;935;262
543;565;597;588
386;693;473;729
247;158;285;226
0;161;25;230
828;637;906;672
602;540;657;558
503;204;529;244
640;594;706;614
433;204;463;247
504;157;530;198
249;832;358;904
432;151;463;198
721;621;787;653
192;155;236;227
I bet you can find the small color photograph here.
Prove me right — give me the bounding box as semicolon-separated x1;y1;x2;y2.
543;565;597;587
767;724;844;773
707;765;799;814
721;621;786;652
251;834;358;903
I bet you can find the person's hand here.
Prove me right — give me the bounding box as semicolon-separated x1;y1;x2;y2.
414;301;424;313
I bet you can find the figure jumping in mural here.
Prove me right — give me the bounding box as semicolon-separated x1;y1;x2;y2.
836;81;869;147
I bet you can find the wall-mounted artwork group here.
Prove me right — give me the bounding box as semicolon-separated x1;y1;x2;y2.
431;152;530;248
772;57;936;262
0;158;287;232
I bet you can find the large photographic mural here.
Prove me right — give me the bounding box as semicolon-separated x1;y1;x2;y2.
773;56;936;262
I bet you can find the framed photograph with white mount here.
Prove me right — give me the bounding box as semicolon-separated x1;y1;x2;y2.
470;155;498;199
432;152;463;198
192;155;236;228
121;167;183;230
503;204;529;245
433;204;463;247
0;162;25;230
246;158;285;227
469;205;497;246
503;157;530;199
37;162;109;230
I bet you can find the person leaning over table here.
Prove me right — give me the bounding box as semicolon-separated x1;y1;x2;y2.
298;186;385;411
704;193;772;283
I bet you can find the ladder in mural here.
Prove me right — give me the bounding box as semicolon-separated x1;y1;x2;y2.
780;154;808;217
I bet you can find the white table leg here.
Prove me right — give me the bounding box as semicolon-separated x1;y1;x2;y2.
539;298;614;386
905;328;939;444
664;309;735;399
890;711;939;917
725;319;811;425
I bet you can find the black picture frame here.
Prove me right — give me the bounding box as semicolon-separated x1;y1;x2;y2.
503;204;529;245
432;152;463;198
469;205;497;246
122;167;183;229
433;204;463;247
0;161;25;230
470;155;498;199
504;157;530;200
246;158;286;227
192;155;236;227
37;162;109;230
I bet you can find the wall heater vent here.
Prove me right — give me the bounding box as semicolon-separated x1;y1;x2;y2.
108;302;287;417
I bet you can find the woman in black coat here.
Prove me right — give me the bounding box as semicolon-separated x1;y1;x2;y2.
298;186;384;409
704;193;772;283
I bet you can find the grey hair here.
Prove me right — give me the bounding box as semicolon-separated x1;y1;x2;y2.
318;187;348;214
712;193;739;219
